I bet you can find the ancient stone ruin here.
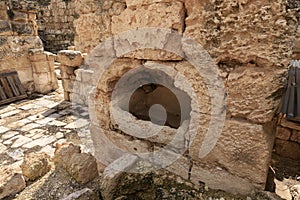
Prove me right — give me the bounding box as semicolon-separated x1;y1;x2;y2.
0;0;300;199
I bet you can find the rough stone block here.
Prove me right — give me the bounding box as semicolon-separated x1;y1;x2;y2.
20;152;51;181
12;22;34;36
0;5;9;20
0;20;12;36
34;84;53;94
125;0;184;8
274;139;300;160
54;143;98;184
190;162;259;195
275;126;291;140
57;50;83;67
291;130;300;143
68;152;98;184
12;11;28;22
111;1;185;34
190;119;274;187
31;61;50;73
226;67;285;124
62;79;74;93
33;72;51;86
28;51;47;62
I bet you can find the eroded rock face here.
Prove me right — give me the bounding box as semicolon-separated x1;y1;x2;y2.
0;163;26;199
54;143;98;185
20;152;51;181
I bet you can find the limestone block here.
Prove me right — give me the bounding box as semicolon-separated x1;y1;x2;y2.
0;164;26;199
274;139;300;160
111;1;185;34
50;71;59;90
12;22;35;36
69;93;85;105
125;0;184;8
291;131;300;143
31;61;50;73
54;143;98;184
28;51;47;62
64;91;70;101
190;162;258;195
11;0;38;12
46;53;56;64
57;50;83;66
54;143;81;168
17;67;34;84
0;2;8;20
62;79;74;93
226;67;285;124
12;11;28;22
0;1;6;10
33;72;51;86
190;119;274;187
113;28;183;60
275;126;291;140
0;20;12;36
74;13;110;53
20;152;51;181
74;0;98;14
184;0;295;68
68;152;98;184
34;84;53;94
166;154;190;180
101;154;138;200
78;69;94;83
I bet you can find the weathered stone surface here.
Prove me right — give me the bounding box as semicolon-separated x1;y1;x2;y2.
276;126;291;140
113;28;183;60
226;67;285;123
54;143;81;168
191;162;257;195
0;164;26;199
0;20;12;35
184;0;297;68
58;50;84;66
20;152;51;181
68;152;98;184
125;0;184;8
291;130;300;143
111;1;185;34
101;154;139;200
54;143;98;184
274;139;300;160
190;119;274;190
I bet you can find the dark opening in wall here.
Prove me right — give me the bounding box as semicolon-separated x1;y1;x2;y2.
128;83;191;129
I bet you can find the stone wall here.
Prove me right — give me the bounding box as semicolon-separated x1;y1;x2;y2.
37;0;75;53
0;0;58;93
275;122;300;160
58;0;300;196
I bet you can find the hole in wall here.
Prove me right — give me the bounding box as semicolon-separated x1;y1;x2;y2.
129;83;191;129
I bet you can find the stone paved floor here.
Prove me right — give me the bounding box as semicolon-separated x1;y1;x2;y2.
0;81;92;168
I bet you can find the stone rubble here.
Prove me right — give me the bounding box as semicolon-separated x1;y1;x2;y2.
0;81;92;198
20;152;51;181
